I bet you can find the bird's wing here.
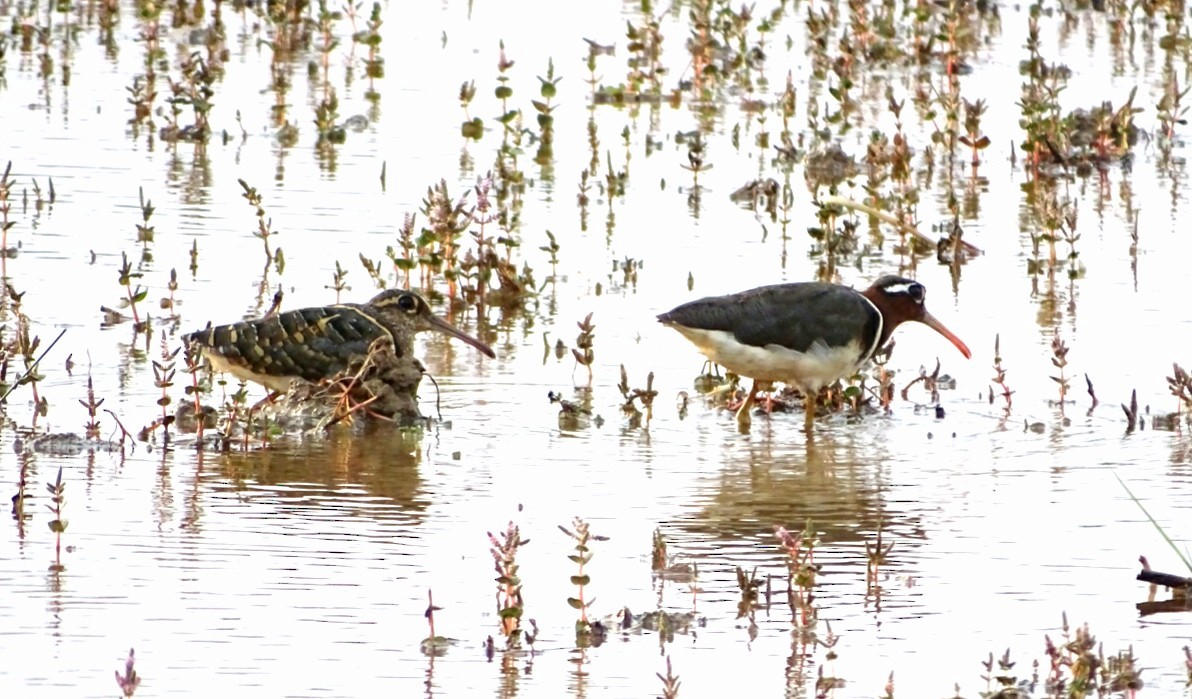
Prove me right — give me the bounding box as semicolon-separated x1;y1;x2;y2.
660;283;880;354
185;305;388;382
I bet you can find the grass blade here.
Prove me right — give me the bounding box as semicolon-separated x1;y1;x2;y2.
1115;471;1192;573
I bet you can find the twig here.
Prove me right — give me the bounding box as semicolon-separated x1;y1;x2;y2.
820;194;983;255
0;327;67;403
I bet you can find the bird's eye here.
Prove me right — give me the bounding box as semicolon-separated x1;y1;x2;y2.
909;283;925;303
398;294;418;312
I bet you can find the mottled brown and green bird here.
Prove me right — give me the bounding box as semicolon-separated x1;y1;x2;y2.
182;289;495;392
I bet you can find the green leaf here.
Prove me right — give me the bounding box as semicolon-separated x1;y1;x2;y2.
460;118;484;140
498;607;523;619
567;597;584;609
570;574;590;586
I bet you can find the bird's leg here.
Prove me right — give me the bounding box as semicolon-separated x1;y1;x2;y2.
803;389;817;433
250;390;284;413
758;381;776;413
735;380;762;433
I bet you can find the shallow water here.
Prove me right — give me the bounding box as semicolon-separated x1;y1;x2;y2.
1;0;1190;697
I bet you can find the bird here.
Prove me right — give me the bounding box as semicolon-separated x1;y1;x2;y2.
657;275;971;432
183;288;495;393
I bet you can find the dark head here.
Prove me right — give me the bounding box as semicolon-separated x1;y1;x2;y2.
862;276;971;359
368;289;496;359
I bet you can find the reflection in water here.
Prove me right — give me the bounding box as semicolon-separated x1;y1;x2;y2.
209;425;429;523
676;430;924;548
4;0;1192;694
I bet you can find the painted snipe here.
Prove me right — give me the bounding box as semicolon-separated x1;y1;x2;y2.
183;289;495;393
658;275;971;432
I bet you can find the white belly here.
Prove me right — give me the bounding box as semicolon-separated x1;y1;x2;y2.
669;326;864;393
203;349;302;393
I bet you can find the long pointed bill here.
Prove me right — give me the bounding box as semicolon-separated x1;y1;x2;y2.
920;311;971;359
423;313;497;358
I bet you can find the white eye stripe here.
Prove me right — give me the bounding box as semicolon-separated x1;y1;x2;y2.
882;282;925;303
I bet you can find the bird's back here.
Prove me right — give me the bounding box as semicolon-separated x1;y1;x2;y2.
658;282;881;355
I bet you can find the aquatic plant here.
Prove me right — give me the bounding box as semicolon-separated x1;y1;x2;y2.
0;161;15;275
162;268;180;321
617;364;658;427
313;88;346;147
3;286;62;421
960;98;991;167
865;521;895;596
549;389;594;430
1018;6;1067;174
572;312;596;387
238;179;281;266
488;520;529;648
1043;614;1142;697
161;51;216;143
459;79;482;140
11;454;30;534
900;358;941;405
78;375;103;441
134;187;155;263
775;522;818;627
1122;389;1140;434
143;334;180;445
732;565;763;639
656;655;680;699
1050;332;1071;415
312;0;340;91
1167;363;1192;421
419;590;452;656
115;252;148;332
539;230;560;281
46;466;67;571
651;527;668;572
533;59;560;165
326;261;350;303
979;648;1031;698
991;334;1014;411
114;648;141;698
493;40;519;136
357;1;384;98
559;516;607;638
1156;73;1189;142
